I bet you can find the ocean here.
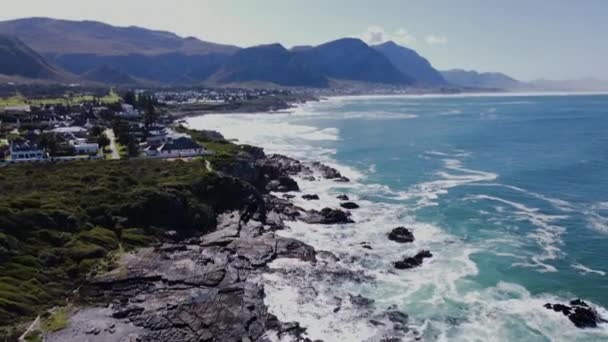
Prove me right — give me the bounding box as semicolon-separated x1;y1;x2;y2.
186;93;608;341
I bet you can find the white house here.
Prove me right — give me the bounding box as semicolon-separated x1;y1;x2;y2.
117;104;141;118
9;141;46;161
145;137;207;158
69;138;99;155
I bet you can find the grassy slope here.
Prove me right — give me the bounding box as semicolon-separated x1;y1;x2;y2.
0;89;121;107
0;140;257;339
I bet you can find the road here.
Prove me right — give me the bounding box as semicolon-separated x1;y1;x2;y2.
104;128;120;160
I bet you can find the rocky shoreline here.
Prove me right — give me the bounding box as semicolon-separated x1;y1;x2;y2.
42;146;369;342
42;141;606;341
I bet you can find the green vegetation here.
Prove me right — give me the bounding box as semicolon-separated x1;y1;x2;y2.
0;154;260;338
0;89;120;107
41;306;71;332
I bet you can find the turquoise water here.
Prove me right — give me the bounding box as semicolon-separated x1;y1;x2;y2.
187;94;608;341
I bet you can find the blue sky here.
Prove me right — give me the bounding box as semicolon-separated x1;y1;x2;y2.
2;0;607;80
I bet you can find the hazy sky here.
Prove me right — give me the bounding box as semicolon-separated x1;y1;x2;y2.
1;0;607;81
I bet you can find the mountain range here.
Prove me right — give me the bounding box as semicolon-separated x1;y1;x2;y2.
0;18;443;88
0;17;605;91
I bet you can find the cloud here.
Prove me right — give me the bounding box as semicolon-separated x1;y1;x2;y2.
361;26;416;46
425;34;448;45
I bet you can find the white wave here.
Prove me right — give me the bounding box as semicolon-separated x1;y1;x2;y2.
586;211;608;234
572;263;606;276
368;163;377;174
439;109;463;116
395;158;497;207
465;194;568;272
474;183;576;213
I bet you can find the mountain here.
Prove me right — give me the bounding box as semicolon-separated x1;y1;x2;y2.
441;69;524;90
81;65;138;85
0;17;239;83
527;78;608;92
210;38;412;87
208;44;327;87
291;38;413;85
373;41;446;86
0;34;69;81
0;17;239;56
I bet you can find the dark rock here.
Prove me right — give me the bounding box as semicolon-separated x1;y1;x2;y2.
394;250;433;269
282;194;296;199
388;227;415;243
360;242;373;250
544;299;606;328
302;194;320;200
111;306;144;319
349;294;375;308
335;176;350;183
304;208;354;224
302;176;316;181
336;194;349;201
266;176;299;192
310;161;343;179
340;202;359;209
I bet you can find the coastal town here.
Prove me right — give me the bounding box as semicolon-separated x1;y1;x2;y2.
0;87;306;164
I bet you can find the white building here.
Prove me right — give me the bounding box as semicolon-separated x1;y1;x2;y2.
69;138;99;155
145;137;207;158
9;141;46;160
117;104;141;118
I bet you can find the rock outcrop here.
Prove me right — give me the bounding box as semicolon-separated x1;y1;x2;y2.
52;211;316;342
544;299;607;328
303;208;354;224
340;202;359;209
394;250;432;269
388;227;415;243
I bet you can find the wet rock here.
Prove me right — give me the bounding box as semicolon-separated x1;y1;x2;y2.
304;208;354;224
544;299;606;328
394;250;433;269
340;202;360;209
302;194;320;200
388;227;415;244
335;176;350;183
302;176;316;181
360;242;373;250
260;154;312;177
310;161;343;179
266;176;300;192
337;194;349;201
276;238;317;262
282;194;296;199
111;306;144;319
349;294;375;308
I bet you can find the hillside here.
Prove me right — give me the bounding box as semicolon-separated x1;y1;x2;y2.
374;41;446;86
81;65;138;85
0;34;69;81
0;17;239;56
208;44;328;87
291;38;413;85
210;38;412;87
441;69;524;90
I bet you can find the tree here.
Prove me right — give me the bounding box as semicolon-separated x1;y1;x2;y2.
97;134;110;150
123;91;136;106
126;136;140;158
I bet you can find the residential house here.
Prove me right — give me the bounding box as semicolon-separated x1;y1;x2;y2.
9;140;46;161
117;104;141;118
68;138;99;155
144;136;207;158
